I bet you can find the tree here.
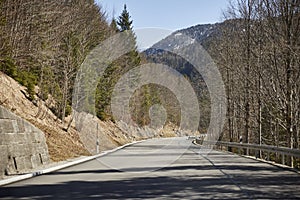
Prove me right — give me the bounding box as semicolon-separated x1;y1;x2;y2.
0;0;111;125
110;18;119;33
117;4;133;32
95;4;141;122
0;0;16;78
215;0;300;167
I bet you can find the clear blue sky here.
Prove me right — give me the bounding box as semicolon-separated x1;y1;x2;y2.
97;0;230;31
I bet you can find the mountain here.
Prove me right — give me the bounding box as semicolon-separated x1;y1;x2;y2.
143;22;225;76
141;22;227;132
147;23;222;53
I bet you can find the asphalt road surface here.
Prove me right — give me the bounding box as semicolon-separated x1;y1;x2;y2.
1;137;300;199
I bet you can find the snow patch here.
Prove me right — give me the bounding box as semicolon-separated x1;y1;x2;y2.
174;32;182;37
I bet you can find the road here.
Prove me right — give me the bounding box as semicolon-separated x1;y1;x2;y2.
1;137;300;199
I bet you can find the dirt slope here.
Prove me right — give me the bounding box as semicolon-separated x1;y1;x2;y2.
0;72;90;161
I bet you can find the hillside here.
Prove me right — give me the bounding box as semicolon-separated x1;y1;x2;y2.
0;72;122;161
0;71;88;161
142;23;225;132
150;23;222;50
0;72;187;162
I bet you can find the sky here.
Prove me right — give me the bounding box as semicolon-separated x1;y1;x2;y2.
96;0;230;49
97;0;229;31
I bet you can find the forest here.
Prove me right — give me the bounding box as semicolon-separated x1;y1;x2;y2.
210;0;300;155
0;0;142;125
204;0;299;167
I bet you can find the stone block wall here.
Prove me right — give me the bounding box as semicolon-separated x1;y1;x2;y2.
0;105;49;178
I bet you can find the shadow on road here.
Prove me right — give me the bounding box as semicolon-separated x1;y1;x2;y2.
1;164;300;199
47;164;287;175
1;140;300;199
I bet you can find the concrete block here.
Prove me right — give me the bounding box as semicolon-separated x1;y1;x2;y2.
0;119;14;134
35;147;43;156
16;118;25;133
30;132;39;143
0;145;8;178
27;144;36;156
23;121;32;133
8;144;27;157
31;145;39;155
9;134;19;145
24;155;33;170
15;156;27;173
5;155;17;175
0;133;9;145
7;145;15;156
14;156;25;172
23;132;32;144
40;153;49;164
14;133;26;144
0;106;13;119
1;133;10;145
32;144;40;154
0;145;8;158
11;120;19;133
31;154;41;168
35;131;46;144
31;126;41;134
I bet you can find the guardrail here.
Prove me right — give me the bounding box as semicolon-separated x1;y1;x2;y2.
195;138;300;168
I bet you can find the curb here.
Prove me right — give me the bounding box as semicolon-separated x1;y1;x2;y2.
0;140;143;186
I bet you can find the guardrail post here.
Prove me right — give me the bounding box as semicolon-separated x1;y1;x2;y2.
96;139;99;154
267;152;270;161
282;154;285;165
255;150;258;159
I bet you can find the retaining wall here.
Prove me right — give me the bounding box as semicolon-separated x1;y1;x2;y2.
0;105;49;178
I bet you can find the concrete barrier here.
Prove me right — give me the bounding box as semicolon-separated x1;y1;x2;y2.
0;105;49;178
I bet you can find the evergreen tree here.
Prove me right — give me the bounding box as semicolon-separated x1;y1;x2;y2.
95;4;143;122
110;18;118;33
117;4;133;32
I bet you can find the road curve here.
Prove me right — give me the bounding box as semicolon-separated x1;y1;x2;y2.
1;137;300;199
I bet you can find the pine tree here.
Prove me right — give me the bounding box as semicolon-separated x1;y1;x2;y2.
110;18;118;33
117;4;133;32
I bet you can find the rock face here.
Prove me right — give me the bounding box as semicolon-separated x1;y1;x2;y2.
0;105;49;177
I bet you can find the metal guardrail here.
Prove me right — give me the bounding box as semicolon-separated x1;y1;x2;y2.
195;138;300;167
215;141;300;158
